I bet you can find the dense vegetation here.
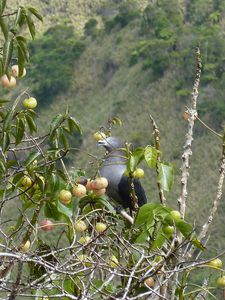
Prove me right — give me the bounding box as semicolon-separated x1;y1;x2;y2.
1;0;225;299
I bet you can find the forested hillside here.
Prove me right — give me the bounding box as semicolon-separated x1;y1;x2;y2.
1;1;225;295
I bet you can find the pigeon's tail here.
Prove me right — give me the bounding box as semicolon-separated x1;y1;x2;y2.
118;176;147;210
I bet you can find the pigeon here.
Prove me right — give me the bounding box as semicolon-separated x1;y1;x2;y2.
98;136;147;211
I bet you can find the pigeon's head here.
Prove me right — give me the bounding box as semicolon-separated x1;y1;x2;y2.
98;136;124;152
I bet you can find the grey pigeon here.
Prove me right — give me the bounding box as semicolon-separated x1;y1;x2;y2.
98;137;147;211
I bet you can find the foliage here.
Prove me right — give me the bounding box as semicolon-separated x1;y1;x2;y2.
28;25;85;105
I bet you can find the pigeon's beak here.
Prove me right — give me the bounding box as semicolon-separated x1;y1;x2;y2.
97;139;107;147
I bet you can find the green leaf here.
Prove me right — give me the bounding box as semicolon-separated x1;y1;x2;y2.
12;172;24;190
157;162;174;192
151;228;166;250
0;17;8;39
0;0;6;15
95;196;116;214
67;116;82;133
3;38;13;73
2;131;10;152
135;203;157;226
16;36;29;61
192;237;205;251
27;7;43;21
25;14;35;39
128;148;144;172
49;173;59;193
60;130;69;150
144;145;158;168
16;117;25;145
24;151;40;167
175;220;193;238
17;45;25;77
56;198;73;218
14;7;22;27
50;114;64;137
0;159;5;173
44;202;62;221
25;114;37;133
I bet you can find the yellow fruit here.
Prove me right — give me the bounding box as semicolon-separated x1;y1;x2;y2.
209;258;223;269
1;74;16;88
91;177;108;190
21;240;30;252
21;175;33;188
144;277;155;288
72;184;87;198
75;220;87;232
23;97;37;109
94;131;106;141
108;255;119;268
78;236;91;245
216;276;225;287
95;222;107;233
11;65;26;77
170;210;181;222
133;168;145;178
92;188;106;196
59;189;72;205
86;180;93;191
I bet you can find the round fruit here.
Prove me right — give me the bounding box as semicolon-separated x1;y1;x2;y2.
76;176;88;186
162;225;175;235
144;277;155;288
21;240;30;252
92;188;106;196
95;222;107;233
86;180;93;191
59;189;72;205
11;65;26;77
209;258;223;269
108;255;119;268
133;168;145;178
170;210;181;222
94;131;106;141
72;184;87;198
216;276;225;287
1;74;16;88
40;220;54;231
78;236;91;245
23;97;37;109
91;177;108;190
74;220;87;232
21;175;33;188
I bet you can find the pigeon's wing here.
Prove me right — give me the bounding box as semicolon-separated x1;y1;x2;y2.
118;176;147;209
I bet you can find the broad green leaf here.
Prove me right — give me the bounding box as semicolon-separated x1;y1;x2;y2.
3;38;13;73
67;116;82;133
175;220;193;238
16;117;25;145
0;0;6;15
128;147;144;172
0;17;8;39
157;162;174;191
24;151;40;167
144;145;158;168
25;114;37;133
27;7;43;21
50;114;64;137
60;130;69;149
44;202;61;221
17;45;25;77
135;203;158;226
56;198;73;218
192;236;205;251
49;173;59;193
96;196;116;214
14;7;22;26
12;172;24;190
16;36;29;61
151;228;166;250
25;14;35;39
135;230;148;243
2;131;10;152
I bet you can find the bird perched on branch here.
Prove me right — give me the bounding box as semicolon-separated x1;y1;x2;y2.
98;136;147;212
